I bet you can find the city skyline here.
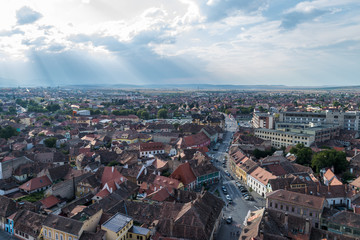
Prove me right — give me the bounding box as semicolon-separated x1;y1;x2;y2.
0;0;359;87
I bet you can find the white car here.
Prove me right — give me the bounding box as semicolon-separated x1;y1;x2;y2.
226;195;232;201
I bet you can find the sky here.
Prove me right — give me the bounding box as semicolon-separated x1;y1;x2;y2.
0;0;359;87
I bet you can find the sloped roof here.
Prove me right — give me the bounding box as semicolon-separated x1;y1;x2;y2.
0;195;17;218
19;175;52;191
13;210;47;238
267;189;325;210
40;195;60;209
43;214;83;236
249;166;277;185
170;162;196;186
324;169;336;181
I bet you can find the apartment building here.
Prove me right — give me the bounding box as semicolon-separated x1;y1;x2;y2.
254;128;315;148
279;111;360;131
252;112;274;129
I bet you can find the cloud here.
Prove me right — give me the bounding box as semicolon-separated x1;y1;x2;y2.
198;0;267;21
16;6;43;25
281;7;328;30
0;28;24;37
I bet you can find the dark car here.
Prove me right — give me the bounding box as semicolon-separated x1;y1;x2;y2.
226;216;233;224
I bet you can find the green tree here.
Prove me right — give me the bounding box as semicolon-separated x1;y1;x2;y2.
8;106;17;114
44;137;57;148
46;104;61;112
311;149;348;174
290;143;313;166
0;126;18;139
157;109;168;119
140;111;149;120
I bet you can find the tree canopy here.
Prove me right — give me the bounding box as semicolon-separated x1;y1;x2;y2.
44;137;57;148
311;149;348;174
157;109;168;119
290;143;313;166
0;126;18;139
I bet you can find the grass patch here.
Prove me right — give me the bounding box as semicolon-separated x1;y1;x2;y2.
18;191;45;203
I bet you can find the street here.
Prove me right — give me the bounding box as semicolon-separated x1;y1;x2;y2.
211;114;265;240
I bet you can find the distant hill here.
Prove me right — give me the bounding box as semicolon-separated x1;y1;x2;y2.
64;83;360;90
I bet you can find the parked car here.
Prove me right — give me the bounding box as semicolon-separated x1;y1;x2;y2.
245;196;253;201
226;195;232;201
226;216;233;224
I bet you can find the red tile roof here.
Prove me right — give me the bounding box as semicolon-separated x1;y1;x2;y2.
95;188;111;198
101;166;127;188
40;195;60;209
140;142;164;152
183;132;210;148
170;162;196;186
19;175;52;192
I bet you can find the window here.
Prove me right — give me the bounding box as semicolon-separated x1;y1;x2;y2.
292;207;295;212
49;231;52;238
68;237;73;240
269;202;272;207
275;203;278;208
60;234;64;240
56;233;59;240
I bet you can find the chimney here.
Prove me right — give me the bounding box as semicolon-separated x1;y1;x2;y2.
355;149;358;156
145;168;147;175
305;218;310;235
317;183;320;193
305;185;308;194
350;167;354;174
328;184;331;193
112;166;114;172
284;212;288;232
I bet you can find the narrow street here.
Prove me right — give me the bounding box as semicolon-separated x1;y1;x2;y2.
212;114;265;240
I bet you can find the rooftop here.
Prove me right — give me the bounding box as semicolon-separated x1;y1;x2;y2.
102;212;132;233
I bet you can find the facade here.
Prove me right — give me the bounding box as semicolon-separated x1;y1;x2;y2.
279;111;360;131
320;210;360;238
275;122;340;143
41;209;102;240
254;128;315;148
252;112;274;129
247;166;276;197
101;213;150;240
139;142;165;158
13;210;47;240
267;189;326;228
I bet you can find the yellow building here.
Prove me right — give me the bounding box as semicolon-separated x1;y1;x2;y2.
101;213;150;240
41;210;102;240
113;131;152;144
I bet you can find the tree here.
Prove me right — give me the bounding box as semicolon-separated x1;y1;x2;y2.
44;137;57;148
140;111;149;120
290;143;313;166
0;126;18;139
311;149;348;174
157;109;168;119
